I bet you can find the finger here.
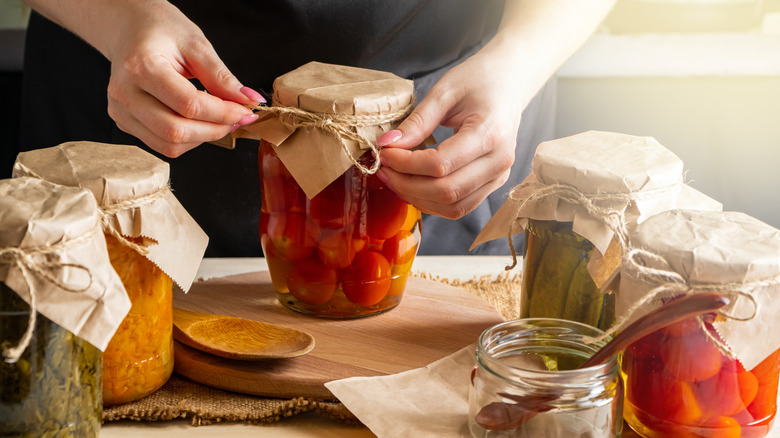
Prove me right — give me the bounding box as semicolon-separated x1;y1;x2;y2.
376;84;458;149
380;126;487;178
133;57;255;125
108;87;237;157
181;40;263;105
377;156;510;219
379;165;506;220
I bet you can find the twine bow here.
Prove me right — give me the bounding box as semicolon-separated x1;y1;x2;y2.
503;180;683;270
0;227;96;363
251;101;415;175
583;247;762;358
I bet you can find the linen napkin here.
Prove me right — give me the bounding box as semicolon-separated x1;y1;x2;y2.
325;344;477;438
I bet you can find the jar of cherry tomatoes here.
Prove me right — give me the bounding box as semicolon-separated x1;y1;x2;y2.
14;142;208;405
252;62;421;318
617;210;780;437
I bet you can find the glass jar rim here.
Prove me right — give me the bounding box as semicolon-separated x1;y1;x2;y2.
476;318;618;386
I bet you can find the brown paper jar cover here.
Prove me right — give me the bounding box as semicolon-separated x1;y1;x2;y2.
229;61;416;199
0;176;130;351
619;209;780;370
13;141;208;291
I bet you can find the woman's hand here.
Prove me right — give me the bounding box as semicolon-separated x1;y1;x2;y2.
375;0;615;220
26;0;263;157
375;49;523;219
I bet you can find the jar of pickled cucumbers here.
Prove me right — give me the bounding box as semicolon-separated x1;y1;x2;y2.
14;142;208;405
250;62;421;318
469;318;624;438
472;131;721;329
0;177;129;437
618;210;780;437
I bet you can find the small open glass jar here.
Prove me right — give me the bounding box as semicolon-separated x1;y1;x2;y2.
260;140;421;318
469;318;624;438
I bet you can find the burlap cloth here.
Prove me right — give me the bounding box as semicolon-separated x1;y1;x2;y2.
102;271;522;426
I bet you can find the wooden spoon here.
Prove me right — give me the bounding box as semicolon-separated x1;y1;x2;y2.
172;308;315;360
475;293;730;431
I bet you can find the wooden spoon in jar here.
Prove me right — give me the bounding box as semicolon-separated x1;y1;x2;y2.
475;293;730;431
172;308;315;360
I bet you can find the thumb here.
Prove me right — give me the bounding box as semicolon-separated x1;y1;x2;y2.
377;94;447;149
184;43;265;105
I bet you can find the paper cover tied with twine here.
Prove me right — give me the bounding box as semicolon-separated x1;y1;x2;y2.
615;210;780;370
471;130;722;284
13;142;208;292
0;177;130;360
224;61;417;199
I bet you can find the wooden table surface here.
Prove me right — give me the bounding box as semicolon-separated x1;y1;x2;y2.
100;257;778;438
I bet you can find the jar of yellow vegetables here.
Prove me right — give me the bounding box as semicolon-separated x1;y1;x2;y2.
14;142;209;405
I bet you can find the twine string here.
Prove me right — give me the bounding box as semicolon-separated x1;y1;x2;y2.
0;227;97;363
251;101;415;175
504;180;683;270
583;247;763;359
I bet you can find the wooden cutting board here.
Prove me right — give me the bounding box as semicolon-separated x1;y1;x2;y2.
172;271;504;400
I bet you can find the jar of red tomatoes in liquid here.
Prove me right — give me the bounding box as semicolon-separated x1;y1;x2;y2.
615;210;780;437
250;62;420;318
470;131;721;330
14;142;208;405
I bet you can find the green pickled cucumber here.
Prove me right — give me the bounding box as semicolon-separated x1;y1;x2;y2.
527;241;582;319
562;259;604;327
598;291;617;331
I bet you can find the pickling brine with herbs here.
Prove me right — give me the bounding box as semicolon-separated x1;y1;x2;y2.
0;283;102;437
259;140;421;318
522;220;616;330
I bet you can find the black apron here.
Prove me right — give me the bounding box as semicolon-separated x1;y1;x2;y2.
20;1;555;257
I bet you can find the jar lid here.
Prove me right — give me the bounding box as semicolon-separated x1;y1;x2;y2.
14;141;168;205
13;142;208;292
274;61;414;116
0;177;130;356
533;130;683;194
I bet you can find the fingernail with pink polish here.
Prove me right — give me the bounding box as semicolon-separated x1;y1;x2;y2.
240;86;266;104
377;129;403;147
230;123;240;133
237;114;259;126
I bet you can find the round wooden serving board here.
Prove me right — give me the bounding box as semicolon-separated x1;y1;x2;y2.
172;271;504;400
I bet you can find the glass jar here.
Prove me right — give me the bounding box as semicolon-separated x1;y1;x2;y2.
259;140;421;318
522;219;616;330
469;318;623;438
623;312;780;437
0;282;101;437
101;234;174;406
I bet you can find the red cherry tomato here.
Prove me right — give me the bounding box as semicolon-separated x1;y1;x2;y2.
367;188;409;240
262;212;315;261
287;258;338;305
309;175;354;228
317;230;357;269
342;252;391;306
747;372;779;422
661;328;723;382
382;230;418;266
694;367;750;416
258;142;306;213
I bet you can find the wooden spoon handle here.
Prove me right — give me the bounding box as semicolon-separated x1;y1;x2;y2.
582;293;729;368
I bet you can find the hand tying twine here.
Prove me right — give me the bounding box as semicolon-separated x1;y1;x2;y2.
250;101;415;175
583;247;762;359
0;226;97;363
503;180;683;270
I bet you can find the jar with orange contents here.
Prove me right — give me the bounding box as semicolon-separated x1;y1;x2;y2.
615;210;780;438
251;62;421;318
14;142;209;405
